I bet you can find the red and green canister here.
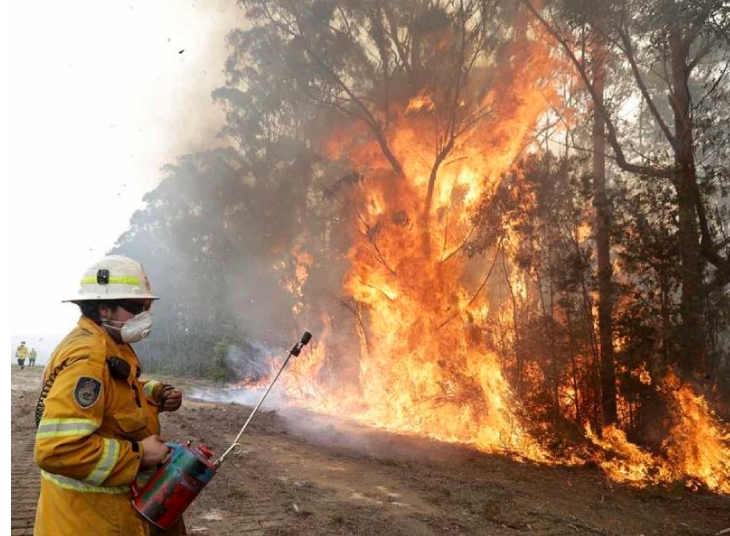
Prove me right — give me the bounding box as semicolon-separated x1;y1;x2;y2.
132;331;312;530
132;441;216;530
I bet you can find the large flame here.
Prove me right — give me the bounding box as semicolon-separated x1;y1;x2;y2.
246;18;730;495
662;372;730;493
585;370;730;494
278;28;557;461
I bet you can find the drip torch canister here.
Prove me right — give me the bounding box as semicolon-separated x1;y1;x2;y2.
132;441;216;530
131;331;313;530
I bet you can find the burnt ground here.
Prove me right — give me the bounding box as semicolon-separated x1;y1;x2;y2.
10;366;730;536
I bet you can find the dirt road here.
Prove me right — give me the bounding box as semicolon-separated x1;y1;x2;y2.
11;366;730;535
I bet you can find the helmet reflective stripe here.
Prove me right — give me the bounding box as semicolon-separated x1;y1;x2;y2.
80;276;142;286
64;255;159;302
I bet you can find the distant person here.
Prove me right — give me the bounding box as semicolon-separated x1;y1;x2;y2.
15;341;28;370
28;347;37;367
33;255;185;536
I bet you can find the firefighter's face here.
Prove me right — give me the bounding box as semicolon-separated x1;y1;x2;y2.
99;300;152;343
100;301;151;322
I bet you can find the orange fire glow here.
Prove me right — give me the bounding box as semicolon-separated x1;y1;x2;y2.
274;27;558;461
662;371;730;493
248;20;730;496
274;244;313;314
584;370;730;493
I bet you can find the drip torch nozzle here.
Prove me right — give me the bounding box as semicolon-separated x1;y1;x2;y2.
291;331;312;356
214;330;313;469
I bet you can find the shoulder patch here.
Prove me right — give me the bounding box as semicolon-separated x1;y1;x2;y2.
74;376;102;409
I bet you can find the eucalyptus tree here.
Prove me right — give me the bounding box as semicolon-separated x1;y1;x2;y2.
524;0;730;380
220;1;568;439
231;0;538;239
471;153;602;431
111;149;275;375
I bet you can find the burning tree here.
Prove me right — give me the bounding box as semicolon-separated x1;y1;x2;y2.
223;0;564;456
523;0;730;380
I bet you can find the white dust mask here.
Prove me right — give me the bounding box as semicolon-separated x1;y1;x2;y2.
103;311;153;343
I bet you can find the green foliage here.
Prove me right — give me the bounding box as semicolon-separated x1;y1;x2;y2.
206;339;238;384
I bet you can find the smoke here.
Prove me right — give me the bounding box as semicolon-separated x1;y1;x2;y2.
189;385;280;408
189;341;288;407
224;339;273;380
148;0;250;184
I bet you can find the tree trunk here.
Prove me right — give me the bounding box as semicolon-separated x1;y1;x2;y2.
566;308;582;424
502;257;523;397
670;30;706;378
592;49;617;425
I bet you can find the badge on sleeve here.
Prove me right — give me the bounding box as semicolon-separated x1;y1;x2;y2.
74;376;102;409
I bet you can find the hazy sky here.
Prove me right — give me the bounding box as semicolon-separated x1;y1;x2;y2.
9;0;247;359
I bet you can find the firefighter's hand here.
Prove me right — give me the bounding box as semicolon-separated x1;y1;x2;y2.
161;386;183;412
139;435;170;469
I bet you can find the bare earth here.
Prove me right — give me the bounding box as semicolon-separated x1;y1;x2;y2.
11;366;730;536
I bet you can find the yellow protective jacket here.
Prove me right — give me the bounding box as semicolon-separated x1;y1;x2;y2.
15;344;28;359
34;316;164;536
29;349;37;360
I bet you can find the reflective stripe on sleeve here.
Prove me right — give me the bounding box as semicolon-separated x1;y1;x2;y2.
143;380;162;399
84;437;121;486
36;418;99;439
41;471;130;494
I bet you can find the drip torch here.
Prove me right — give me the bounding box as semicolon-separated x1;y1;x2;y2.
132;331;313;530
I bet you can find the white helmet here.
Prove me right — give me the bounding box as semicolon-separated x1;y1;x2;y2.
64;255;159;302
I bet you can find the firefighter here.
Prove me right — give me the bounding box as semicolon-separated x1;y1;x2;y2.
15;341;28;370
33;255;184;536
28;347;37;367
